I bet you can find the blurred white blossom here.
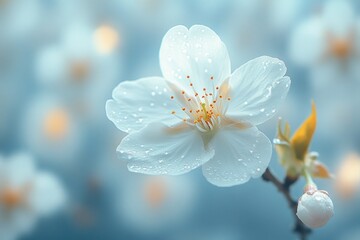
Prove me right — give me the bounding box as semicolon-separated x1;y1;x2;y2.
290;0;360;88
20;95;84;165
116;175;196;233
0;153;66;240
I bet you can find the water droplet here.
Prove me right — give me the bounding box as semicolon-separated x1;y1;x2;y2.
260;108;265;113
138;107;143;112
237;158;243;162
151;92;156;96
150;102;155;107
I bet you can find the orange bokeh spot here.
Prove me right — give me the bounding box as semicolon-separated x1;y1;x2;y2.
330;39;352;59
0;188;24;209
144;177;167;208
70;60;91;82
43;109;69;140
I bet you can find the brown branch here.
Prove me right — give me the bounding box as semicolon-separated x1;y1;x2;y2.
262;168;311;240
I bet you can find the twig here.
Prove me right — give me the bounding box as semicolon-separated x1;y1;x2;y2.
262;168;311;240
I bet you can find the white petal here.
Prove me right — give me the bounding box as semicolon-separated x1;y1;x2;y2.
106;77;184;133
202;125;272;187
289;18;326;65
226;56;290;125
28;172;66;216
118;122;214;175
159;25;231;93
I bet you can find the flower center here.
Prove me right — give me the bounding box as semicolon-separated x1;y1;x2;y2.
169;76;231;132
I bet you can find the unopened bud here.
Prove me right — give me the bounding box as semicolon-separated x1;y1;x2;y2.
296;190;334;228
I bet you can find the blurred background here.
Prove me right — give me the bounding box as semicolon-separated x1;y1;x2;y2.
1;0;360;239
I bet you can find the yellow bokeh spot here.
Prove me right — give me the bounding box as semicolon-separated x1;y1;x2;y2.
43;109;69;140
335;153;360;199
144;177;167;208
93;25;119;55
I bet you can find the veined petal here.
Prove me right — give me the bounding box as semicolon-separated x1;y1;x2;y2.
202;126;272;187
106;77;184;133
159;25;231;93
118;122;214;175
226;56;290;125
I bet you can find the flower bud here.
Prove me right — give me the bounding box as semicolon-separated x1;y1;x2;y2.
296;190;334;228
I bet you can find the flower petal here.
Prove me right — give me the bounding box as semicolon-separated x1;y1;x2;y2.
118;122;214;175
291;102;316;161
226;56;290;125
202;126;272;187
106;77;184;133
159;25;231;93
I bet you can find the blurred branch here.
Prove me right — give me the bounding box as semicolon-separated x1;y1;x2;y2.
262;168;311;240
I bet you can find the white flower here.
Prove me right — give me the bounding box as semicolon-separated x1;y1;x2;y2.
106;25;290;187
296;189;334;228
0;153;66;240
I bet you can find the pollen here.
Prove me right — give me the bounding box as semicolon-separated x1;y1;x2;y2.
169;77;231;132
